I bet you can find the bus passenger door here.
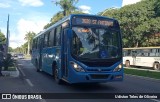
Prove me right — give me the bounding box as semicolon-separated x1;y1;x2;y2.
61;29;69;78
39;37;43;70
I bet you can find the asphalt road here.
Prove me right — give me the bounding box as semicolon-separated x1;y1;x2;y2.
0;58;160;102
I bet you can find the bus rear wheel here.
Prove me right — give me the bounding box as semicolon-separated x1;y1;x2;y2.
125;61;130;67
54;65;63;84
153;63;160;70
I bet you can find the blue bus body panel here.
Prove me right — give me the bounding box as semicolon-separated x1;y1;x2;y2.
65;58;123;84
41;47;61;75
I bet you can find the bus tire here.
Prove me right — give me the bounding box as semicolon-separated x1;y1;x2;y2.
125;61;130;67
54;65;63;84
153;63;159;70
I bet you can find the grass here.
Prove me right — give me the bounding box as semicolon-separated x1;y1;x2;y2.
7;66;16;71
2;65;16;71
124;68;160;79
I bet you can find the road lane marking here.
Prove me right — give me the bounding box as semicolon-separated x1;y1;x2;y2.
25;79;34;87
18;67;26;77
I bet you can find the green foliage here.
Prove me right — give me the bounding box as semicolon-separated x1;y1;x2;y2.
125;68;160;79
101;0;160;47
44;0;85;29
154;0;160;16
54;0;78;16
0;30;6;44
44;12;64;29
3;53;14;71
8;47;13;52
24;31;36;55
44;10;85;29
13;41;28;54
24;31;36;43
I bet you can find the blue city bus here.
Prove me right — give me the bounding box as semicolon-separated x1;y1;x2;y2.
31;14;123;84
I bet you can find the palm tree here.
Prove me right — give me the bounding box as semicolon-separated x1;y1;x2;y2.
53;0;78;16
24;31;36;55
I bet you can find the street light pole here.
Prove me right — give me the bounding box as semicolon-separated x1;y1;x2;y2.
6;14;9;56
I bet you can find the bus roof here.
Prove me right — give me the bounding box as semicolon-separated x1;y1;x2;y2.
34;14;118;38
123;46;160;50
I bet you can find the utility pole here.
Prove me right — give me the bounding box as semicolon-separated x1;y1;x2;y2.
6;14;9;57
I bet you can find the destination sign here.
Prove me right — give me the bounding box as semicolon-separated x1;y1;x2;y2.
72;17;115;27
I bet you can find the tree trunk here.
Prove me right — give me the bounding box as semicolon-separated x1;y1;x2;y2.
135;41;139;48
27;41;30;55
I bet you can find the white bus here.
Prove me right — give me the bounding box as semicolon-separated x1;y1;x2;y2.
123;47;160;70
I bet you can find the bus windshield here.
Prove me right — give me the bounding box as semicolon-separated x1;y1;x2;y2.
72;26;121;60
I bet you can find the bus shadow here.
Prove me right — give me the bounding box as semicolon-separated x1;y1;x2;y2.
39;71;117;92
64;82;117;92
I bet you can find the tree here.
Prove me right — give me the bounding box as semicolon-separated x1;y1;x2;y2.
21;42;28;54
0;30;6;44
155;0;160;16
44;9;85;29
100;0;160;47
8;47;13;52
53;0;78;16
44;11;64;29
24;31;36;55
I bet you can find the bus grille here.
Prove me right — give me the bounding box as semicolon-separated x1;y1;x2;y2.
83;61;114;67
86;69;112;72
90;74;109;79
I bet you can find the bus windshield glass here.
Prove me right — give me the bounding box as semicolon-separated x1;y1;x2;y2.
72;26;121;59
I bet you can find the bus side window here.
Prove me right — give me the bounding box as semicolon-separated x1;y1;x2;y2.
55;26;61;46
49;29;55;47
37;37;40;49
149;49;155;56
47;32;50;47
36;38;38;49
156;49;160;57
132;50;137;57
127;50;131;56
33;38;37;49
44;33;49;48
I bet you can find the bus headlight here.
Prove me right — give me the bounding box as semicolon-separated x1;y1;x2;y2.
113;63;123;72
70;61;85;72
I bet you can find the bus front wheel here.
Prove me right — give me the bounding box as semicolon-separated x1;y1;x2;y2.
54;65;63;84
153;63;160;70
125;61;130;67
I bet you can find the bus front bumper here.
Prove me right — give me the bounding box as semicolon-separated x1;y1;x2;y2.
66;71;123;84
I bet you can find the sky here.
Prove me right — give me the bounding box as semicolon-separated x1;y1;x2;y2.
0;0;140;48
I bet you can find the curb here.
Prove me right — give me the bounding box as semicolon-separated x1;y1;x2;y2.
124;67;160;72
